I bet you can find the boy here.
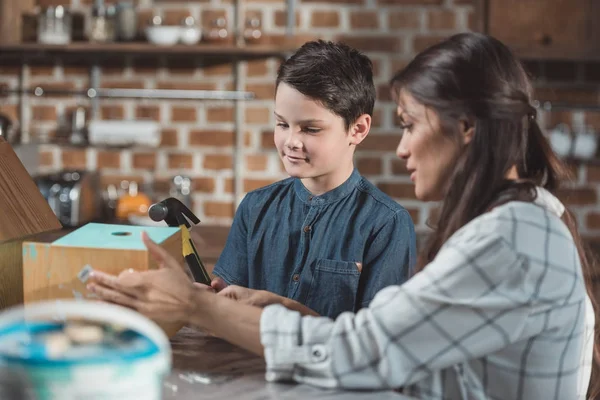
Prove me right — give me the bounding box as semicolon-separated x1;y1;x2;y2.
211;40;416;318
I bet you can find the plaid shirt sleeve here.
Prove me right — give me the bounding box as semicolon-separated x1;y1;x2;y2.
260;226;532;389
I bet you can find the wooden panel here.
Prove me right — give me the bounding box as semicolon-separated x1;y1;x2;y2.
0;0;35;44
0;139;61;241
0;229;64;310
487;0;596;60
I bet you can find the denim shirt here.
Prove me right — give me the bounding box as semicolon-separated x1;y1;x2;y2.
212;168;416;318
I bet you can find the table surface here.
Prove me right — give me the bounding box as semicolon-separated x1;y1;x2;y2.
163;327;414;400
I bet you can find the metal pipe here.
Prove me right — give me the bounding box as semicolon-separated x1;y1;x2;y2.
533;100;600;112
286;0;295;36
1;87;254;101
89;64;101;119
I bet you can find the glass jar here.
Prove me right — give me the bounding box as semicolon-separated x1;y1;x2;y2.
89;4;116;42
206;17;228;43
244;17;262;45
116;2;137;41
37;6;72;45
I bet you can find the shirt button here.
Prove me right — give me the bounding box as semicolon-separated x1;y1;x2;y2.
308;196;313;201
292;274;300;282
303;225;311;233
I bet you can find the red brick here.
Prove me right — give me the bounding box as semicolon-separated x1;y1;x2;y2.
372;109;382;128
427;10;456;30
391;159;409;175
556;188;597;206
247;60;269;77
377;84;393;102
204;201;234;218
100;80;145;89
406;208;421;225
100;105;124;120
245;83;275;100
356;157;382;175
168;153;193;169
245;107;271;124
30;65;55;77
61;150;87;169
206;107;234;123
132;153;156;170
39;150;54;167
97;151;121;169
274;10;301;28
244;178;278;192
361;133;401;151
377;182;417;199
31;105;56;121
246;154;268;171
171;106;197;122
204;155;232;170
189;130;234;147
311;11;340;28
583;111;600;128
586;166;600;182
261;130;276;149
191;177;216;193
586;212;600;229
136;105;161;121
413;35;448;52
349;10;379;30
224;178;234;194
162;9;191;26
337;35;404;53
202;64;233;77
160;129;178;147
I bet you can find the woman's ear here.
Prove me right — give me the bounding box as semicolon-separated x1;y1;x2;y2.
460;118;475;145
349;114;371;146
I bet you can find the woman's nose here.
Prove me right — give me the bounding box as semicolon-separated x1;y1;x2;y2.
396;134;409;159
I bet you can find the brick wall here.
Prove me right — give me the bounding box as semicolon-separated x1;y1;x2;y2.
1;0;600;234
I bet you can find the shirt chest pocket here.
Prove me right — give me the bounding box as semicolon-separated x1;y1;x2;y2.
305;259;361;319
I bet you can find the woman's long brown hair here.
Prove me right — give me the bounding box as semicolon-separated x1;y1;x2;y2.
391;32;600;399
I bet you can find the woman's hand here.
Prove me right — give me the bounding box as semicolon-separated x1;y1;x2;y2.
87;231;205;325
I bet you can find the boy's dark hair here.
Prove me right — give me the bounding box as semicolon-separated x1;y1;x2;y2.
276;40;376;130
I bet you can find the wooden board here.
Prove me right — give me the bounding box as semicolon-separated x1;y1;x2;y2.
0;139;62;309
0;140;61;240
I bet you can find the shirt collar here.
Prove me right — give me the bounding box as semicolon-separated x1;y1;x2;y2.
294;168;362;205
534;187;565;218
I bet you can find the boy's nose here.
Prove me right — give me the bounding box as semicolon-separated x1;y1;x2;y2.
285;130;302;150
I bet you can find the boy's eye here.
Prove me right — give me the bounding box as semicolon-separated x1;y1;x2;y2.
276;122;289;128
303;127;321;134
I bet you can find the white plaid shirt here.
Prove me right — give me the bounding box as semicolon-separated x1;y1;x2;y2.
260;189;595;399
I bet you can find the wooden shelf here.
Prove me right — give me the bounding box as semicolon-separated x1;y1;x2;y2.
0;42;296;60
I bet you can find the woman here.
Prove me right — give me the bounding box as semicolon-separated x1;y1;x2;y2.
88;32;598;399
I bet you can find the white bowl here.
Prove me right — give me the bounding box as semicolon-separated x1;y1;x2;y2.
145;26;182;46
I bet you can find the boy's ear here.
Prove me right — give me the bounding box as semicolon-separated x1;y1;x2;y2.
349;114;371;146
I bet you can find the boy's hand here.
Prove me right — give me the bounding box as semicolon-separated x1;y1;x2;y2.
217;285;276;308
210;276;228;292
